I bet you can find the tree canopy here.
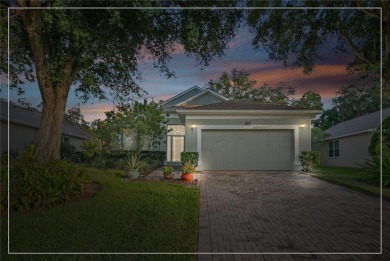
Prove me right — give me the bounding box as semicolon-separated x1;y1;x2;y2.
291;91;323;110
314;82;384;130
64;106;90;130
206;67;324;109
206;68;295;105
1;1;242;162
246;1;389;83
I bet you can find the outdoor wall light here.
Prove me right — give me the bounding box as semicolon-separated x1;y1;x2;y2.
191;123;196;133
300;122;306;128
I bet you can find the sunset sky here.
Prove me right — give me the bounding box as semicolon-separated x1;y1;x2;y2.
1;25;357;122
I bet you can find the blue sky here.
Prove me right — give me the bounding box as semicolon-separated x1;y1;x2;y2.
0;25;357;122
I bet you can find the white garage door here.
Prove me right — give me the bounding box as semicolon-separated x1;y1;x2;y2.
201;130;293;170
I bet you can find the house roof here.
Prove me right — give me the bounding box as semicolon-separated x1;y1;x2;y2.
176;100;315;111
1;100;92;140
176;89;229;105
324;107;390;140
161;86;203;107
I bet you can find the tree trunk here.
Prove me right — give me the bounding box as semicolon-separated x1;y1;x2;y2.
34;86;70;163
16;3;78;163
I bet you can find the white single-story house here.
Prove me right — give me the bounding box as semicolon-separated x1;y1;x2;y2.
155;86;321;171
319;108;390;168
0;100;92;153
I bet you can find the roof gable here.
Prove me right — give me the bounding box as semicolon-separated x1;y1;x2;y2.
324;108;390;140
162;86;203;108
178;89;228;106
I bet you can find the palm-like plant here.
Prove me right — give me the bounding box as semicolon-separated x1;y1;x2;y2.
124;152;147;171
359;150;390;187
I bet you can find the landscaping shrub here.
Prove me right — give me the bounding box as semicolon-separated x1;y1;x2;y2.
140;151;166;166
1;159;91;212
299;151;320;172
180;152;199;167
359;150;390;187
1;150;19;166
60;142;77;162
75;151;86;163
368;116;390;157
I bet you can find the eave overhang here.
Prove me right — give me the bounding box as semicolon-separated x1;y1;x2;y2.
176;109;322;117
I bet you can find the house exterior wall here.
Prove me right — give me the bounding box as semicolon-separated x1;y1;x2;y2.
1;122;38;153
187;94;223;105
1;121;87;153
319;132;372;167
182;116;312;170
66;136;87;151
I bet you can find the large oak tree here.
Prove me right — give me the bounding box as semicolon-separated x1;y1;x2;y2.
1;1;241;163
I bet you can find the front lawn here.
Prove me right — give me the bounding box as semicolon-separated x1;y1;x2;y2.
311;166;390;200
1;168;199;260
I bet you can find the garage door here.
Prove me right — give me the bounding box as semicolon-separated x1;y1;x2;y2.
201;130;293;170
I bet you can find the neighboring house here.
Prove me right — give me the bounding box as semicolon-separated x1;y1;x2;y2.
319;108;390;168
0;100;92;153
156;86;321;171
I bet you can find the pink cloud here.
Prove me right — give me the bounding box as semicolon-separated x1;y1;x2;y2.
78;103;115;122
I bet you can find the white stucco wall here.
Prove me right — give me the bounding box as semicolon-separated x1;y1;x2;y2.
182;116;312;170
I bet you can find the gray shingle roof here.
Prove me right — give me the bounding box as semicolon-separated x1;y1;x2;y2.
176;100;313;111
324;108;390;140
1;100;92;139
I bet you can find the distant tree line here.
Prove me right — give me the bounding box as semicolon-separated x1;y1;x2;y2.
206;68;387;131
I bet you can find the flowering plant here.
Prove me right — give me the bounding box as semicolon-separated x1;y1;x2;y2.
181;163;195;174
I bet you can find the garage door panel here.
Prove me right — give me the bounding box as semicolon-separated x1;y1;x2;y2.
202;131;214;141
244;142;259;169
201;130;292;170
245;131;259;140
223;141;239;169
213;141;224;169
201;140;213;170
258;141;269;160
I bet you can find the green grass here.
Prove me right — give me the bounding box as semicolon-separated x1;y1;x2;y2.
311;166;390;200
1;168;199;261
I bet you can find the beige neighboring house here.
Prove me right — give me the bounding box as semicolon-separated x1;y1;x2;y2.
157;86;322;171
319;108;390;168
0;100;92;153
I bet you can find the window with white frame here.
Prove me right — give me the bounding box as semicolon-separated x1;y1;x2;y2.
328;140;339;157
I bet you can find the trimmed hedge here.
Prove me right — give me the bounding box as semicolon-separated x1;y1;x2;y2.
140;151;166;166
299;151;320;173
180;152;199;166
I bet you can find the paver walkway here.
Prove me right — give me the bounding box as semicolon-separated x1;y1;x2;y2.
197;171;390;261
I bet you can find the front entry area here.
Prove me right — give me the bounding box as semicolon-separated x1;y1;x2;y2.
166;125;185;163
201;130;293;170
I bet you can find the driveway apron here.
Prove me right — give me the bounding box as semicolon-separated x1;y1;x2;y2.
197;171;390;260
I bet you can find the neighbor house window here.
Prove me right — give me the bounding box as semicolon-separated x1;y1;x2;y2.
62;136;70;143
328;141;339;157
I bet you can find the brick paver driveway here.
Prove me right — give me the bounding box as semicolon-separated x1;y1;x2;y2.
196;171;390;260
